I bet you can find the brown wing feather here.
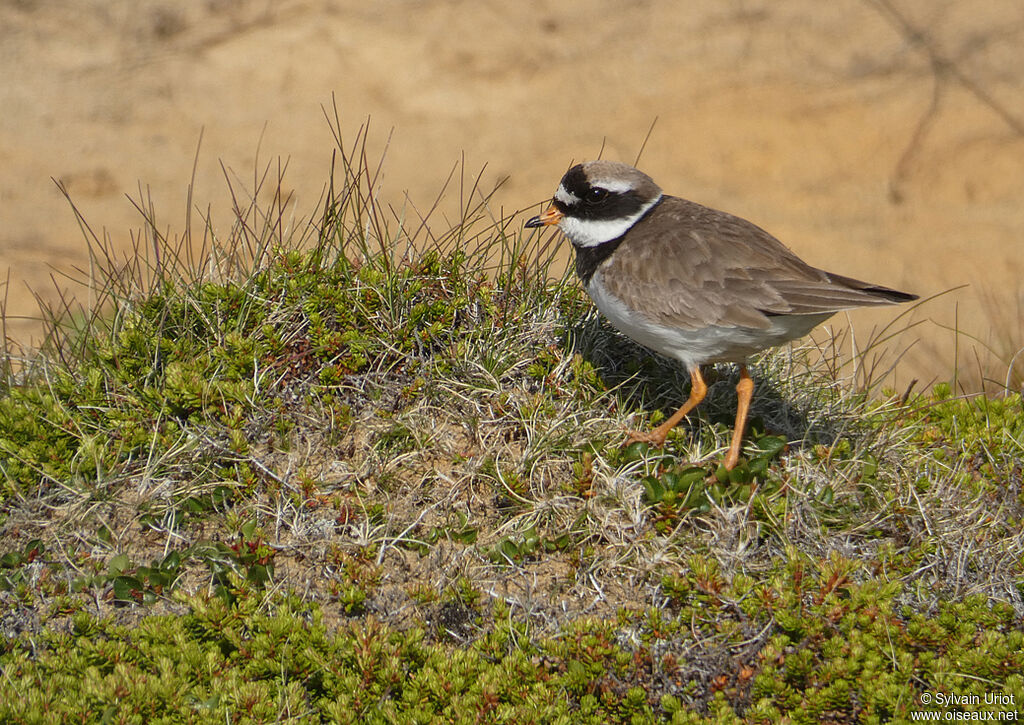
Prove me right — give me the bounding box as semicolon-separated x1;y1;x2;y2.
599;196;916;331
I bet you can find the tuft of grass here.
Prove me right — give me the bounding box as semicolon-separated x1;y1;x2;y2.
1;114;1022;720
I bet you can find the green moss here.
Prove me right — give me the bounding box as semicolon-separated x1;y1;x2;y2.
4;561;1021;723
910;386;1024;491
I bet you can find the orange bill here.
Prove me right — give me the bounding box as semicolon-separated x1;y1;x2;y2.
525;204;564;228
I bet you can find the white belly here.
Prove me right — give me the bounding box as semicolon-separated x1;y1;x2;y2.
585;271;831;370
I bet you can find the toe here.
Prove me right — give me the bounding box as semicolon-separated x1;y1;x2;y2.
625;429;667;447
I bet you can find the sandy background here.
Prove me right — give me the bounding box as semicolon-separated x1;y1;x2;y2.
2;0;1023;393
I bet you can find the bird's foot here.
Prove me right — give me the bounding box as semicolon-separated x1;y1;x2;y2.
623;428;667;448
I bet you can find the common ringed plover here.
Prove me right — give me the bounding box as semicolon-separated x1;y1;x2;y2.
526;160;917;470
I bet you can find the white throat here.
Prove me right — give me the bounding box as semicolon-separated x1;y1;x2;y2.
558;194;662;248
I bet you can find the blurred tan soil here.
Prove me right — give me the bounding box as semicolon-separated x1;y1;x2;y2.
2;0;1023;391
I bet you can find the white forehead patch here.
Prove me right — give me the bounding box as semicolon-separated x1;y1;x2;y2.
554;184;580;207
589;177;635;193
557;193;663;248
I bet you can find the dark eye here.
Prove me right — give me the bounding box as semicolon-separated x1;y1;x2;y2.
586;187;609;204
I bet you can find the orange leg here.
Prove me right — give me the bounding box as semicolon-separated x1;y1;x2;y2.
723;364;754;470
627;367;708;447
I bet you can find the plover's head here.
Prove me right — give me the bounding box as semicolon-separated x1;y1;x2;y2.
526;160;663;248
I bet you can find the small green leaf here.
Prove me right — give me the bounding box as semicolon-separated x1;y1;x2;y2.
622;441;650;462
728;463;752;485
246;563;272;585
108;553;131;576
240;519;257;539
642;476;665;504
112;575;144;603
161;550;181;571
757;435;787;459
